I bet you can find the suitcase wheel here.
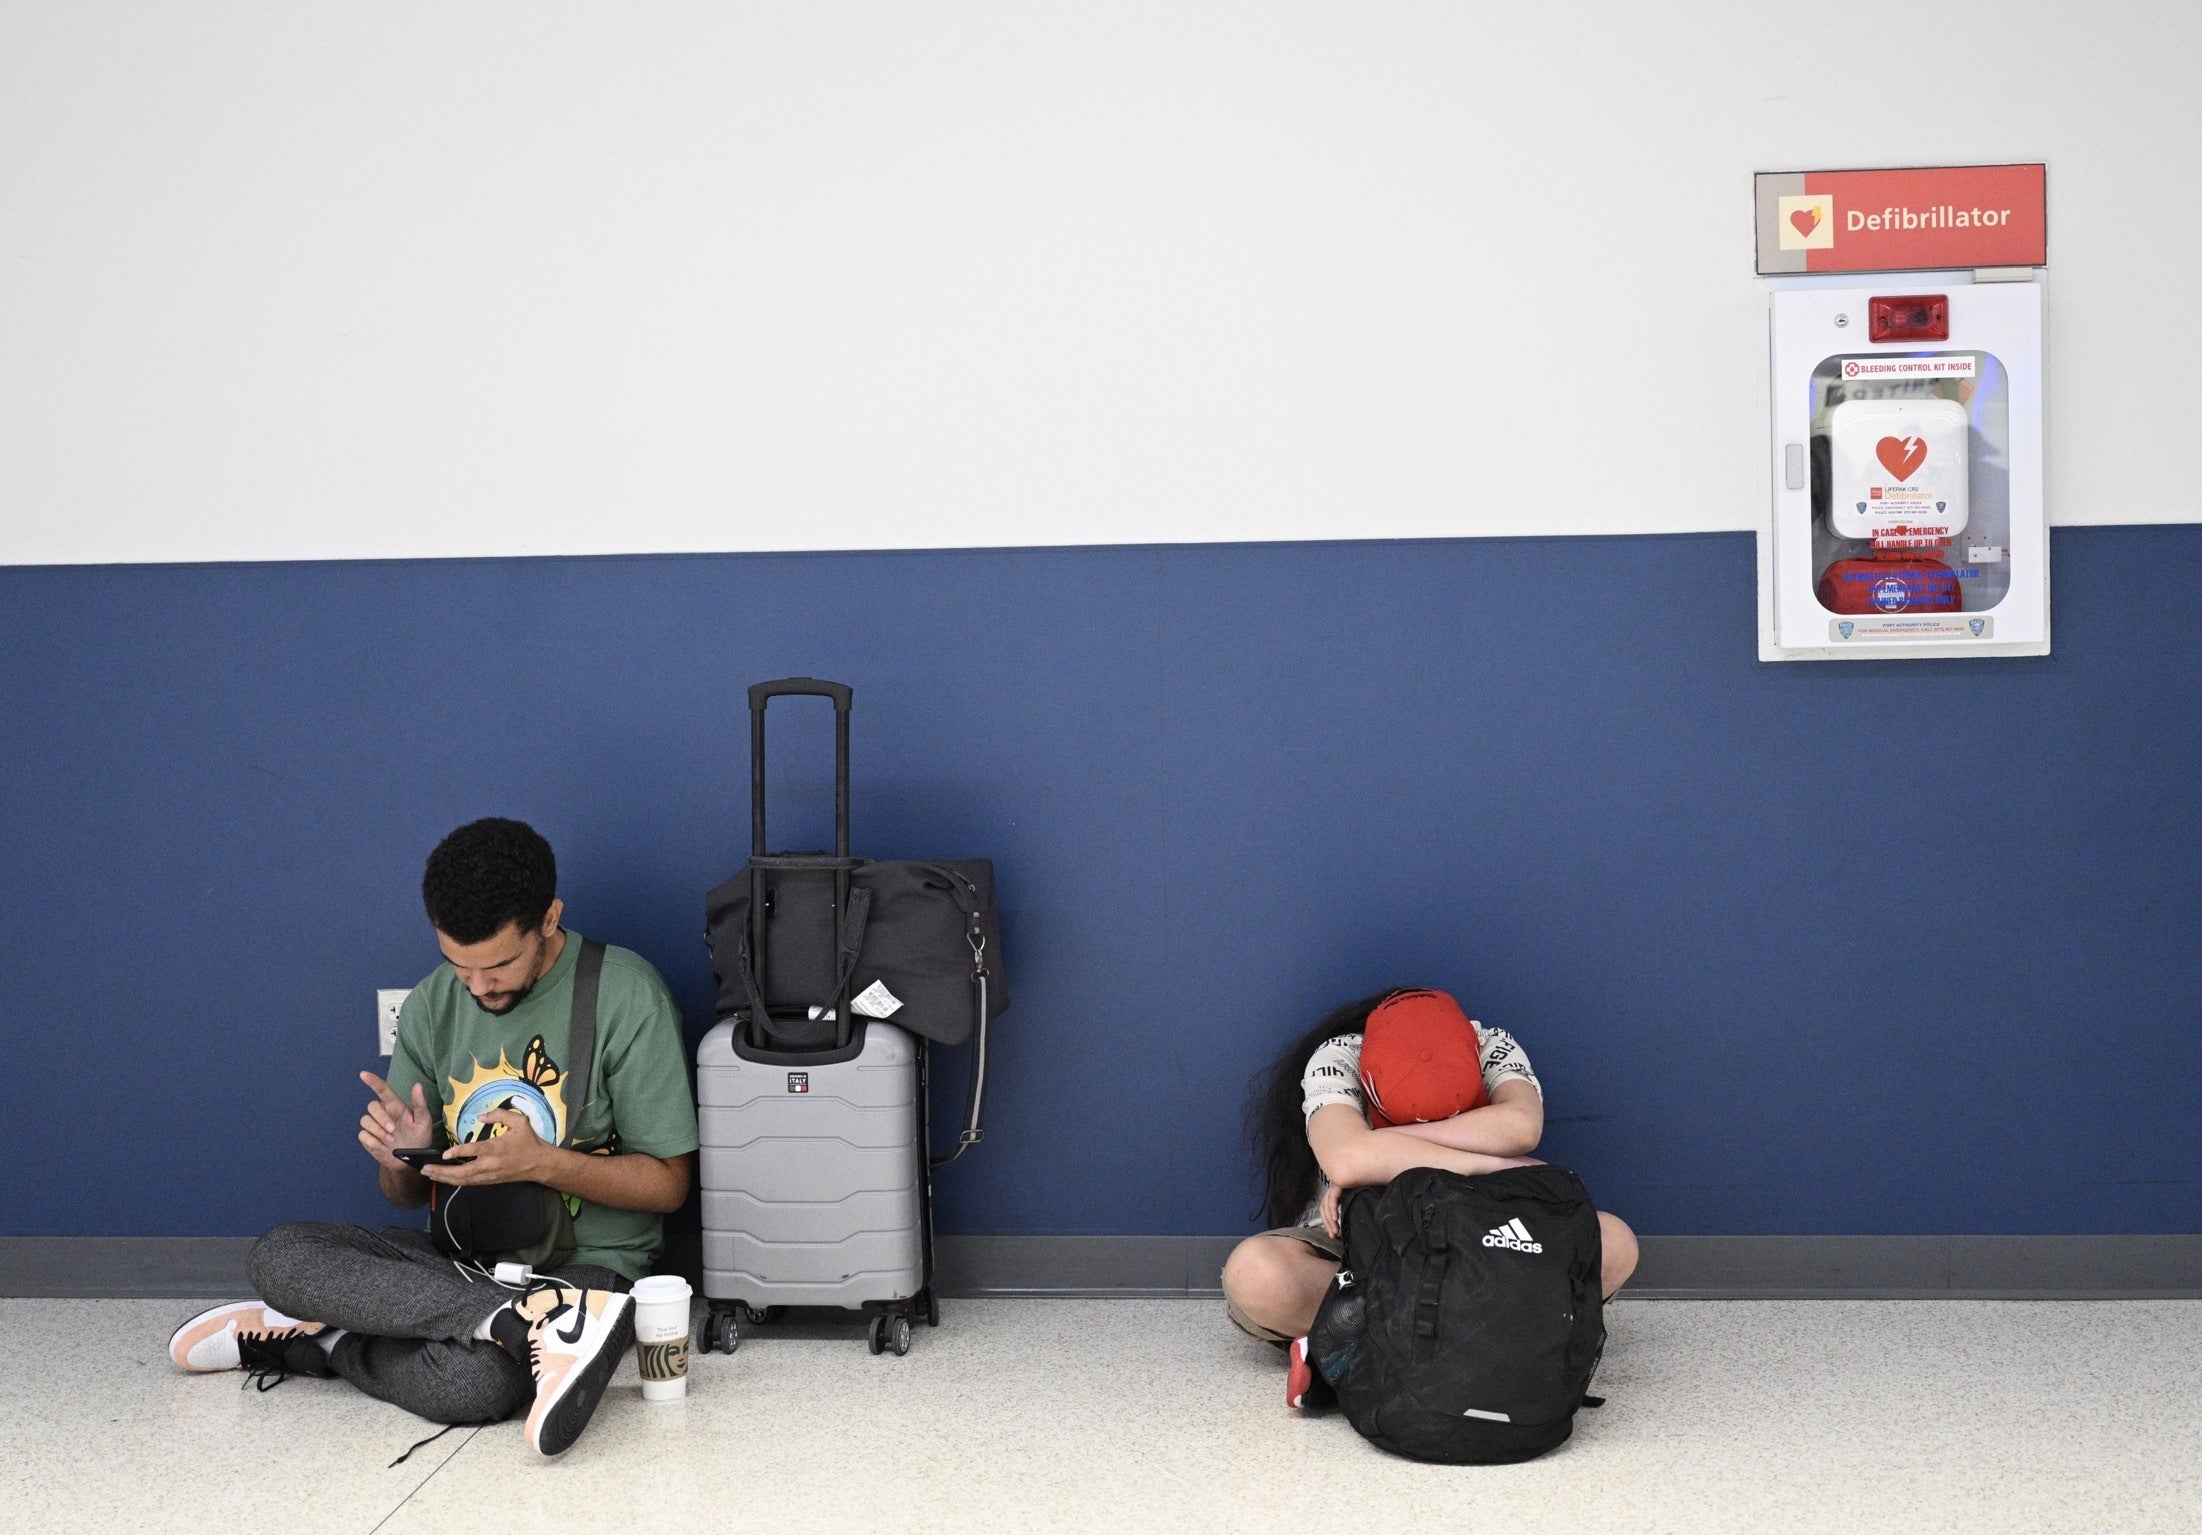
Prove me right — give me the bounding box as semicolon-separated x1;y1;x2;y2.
704;1308;741;1355
922;1289;940;1328
866;1309;914;1356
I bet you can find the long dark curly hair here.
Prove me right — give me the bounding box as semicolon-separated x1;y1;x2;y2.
1246;990;1404;1228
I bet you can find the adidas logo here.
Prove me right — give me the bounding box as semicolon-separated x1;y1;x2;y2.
1481;1218;1543;1254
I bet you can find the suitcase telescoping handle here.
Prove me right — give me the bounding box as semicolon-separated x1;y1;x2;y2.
748;677;852;859
748;677;853;710
746;677;857;1053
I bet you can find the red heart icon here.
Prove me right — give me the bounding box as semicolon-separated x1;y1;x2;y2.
1876;436;1927;480
1789;206;1821;237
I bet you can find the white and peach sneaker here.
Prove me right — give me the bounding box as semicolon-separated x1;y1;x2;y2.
168;1301;331;1379
511;1283;634;1457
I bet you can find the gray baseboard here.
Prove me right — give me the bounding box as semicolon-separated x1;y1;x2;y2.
5;1233;2199;1300
934;1235;1244;1298
1625;1234;2202;1299
0;1237;261;1299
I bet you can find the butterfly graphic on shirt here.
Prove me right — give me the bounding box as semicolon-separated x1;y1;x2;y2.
446;1035;566;1146
444;1038;623;1214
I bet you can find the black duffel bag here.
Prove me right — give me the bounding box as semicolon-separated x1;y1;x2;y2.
704;857;1007;1049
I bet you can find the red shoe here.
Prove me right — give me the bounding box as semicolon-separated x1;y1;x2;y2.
1285;1334;1332;1410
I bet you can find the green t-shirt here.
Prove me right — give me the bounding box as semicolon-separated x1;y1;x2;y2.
387;929;700;1280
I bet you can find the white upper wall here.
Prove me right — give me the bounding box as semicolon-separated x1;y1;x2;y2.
3;2;2196;565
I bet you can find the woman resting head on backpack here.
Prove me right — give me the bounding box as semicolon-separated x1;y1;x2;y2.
1221;988;1639;1395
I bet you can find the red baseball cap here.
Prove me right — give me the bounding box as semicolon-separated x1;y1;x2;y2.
1359;989;1488;1127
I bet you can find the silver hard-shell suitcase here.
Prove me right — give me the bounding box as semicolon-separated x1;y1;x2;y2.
696;678;988;1358
696;1017;929;1352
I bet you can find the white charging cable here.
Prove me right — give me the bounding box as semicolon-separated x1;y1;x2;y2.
447;1257;540;1290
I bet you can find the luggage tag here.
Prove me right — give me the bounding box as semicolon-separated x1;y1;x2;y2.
851;980;905;1019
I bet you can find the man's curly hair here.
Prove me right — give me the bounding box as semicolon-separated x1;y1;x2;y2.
421;818;557;944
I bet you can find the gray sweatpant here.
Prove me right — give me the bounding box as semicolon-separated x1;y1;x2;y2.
247;1221;628;1425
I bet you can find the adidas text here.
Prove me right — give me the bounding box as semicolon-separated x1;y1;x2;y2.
1481;1219;1543;1254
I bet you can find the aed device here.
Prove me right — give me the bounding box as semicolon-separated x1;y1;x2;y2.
1754;165;2049;660
1815;396;1971;616
1826;397;1969;543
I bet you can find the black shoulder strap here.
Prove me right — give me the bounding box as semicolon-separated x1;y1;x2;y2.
929;908;991;1169
563;937;605;1148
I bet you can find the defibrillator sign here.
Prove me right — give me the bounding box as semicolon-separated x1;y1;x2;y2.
1755;165;2046;274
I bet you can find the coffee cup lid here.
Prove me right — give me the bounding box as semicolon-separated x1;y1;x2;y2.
630;1274;693;1302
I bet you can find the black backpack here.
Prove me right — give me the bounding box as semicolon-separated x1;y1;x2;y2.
1307;1164;1606;1463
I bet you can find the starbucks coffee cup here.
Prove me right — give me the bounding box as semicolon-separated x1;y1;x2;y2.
629;1275;693;1402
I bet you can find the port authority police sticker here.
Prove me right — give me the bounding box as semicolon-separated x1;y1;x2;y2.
1871;577;1913;612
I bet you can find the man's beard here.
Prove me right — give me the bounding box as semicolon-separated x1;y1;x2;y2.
470;980;537;1015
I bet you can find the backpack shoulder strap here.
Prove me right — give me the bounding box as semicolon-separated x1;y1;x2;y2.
563;937;606;1148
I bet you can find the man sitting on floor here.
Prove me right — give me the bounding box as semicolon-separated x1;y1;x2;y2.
168;817;699;1458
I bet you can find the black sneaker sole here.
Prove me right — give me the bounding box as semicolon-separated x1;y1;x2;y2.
535;1300;636;1458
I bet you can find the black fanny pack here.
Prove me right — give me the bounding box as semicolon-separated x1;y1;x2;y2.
429;1181;575;1271
426;938;604;1272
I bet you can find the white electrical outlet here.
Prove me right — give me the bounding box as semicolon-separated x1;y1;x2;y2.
377;989;411;1056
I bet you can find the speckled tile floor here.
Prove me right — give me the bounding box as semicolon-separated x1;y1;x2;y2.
0;1296;2195;1535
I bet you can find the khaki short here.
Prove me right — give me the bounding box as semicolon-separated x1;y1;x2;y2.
1224;1224;1346;1345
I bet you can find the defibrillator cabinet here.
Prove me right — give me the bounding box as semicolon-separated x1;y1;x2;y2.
1754;166;2049;660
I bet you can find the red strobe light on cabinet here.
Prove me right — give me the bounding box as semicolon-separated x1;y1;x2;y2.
1868;295;1950;342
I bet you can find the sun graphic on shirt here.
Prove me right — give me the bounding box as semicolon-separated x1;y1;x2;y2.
443;1035;568;1146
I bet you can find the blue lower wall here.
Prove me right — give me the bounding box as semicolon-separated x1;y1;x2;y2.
3;528;2197;1239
